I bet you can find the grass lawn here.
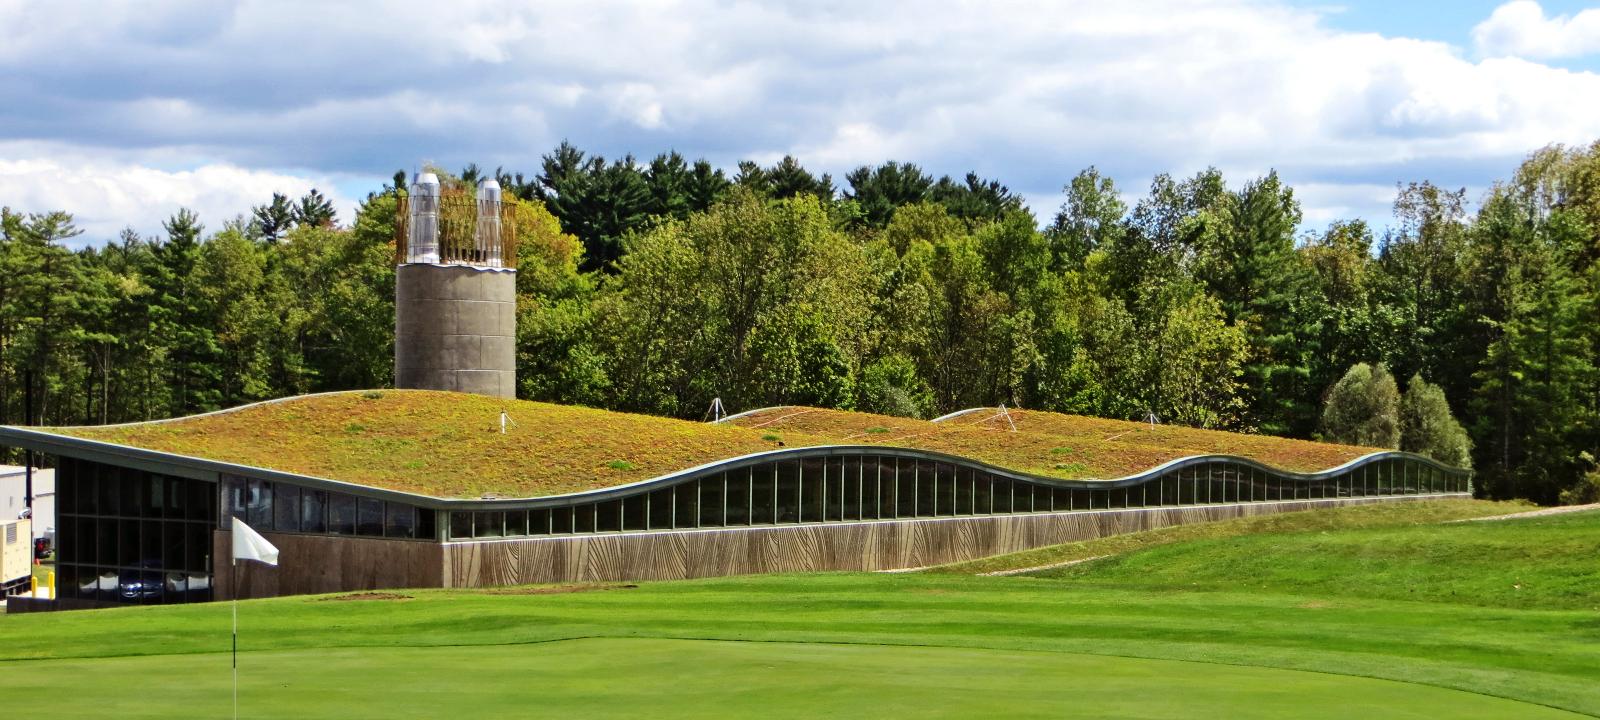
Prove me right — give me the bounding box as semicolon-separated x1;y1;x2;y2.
1;501;1593;717
5;638;1579;719
41;390;1381;498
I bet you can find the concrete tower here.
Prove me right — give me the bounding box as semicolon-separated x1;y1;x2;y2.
394;173;517;398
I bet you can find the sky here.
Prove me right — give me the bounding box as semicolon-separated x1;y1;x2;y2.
3;0;1600;245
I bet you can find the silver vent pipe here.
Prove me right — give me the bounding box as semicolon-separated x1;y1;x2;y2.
407;172;440;264
477;179;503;268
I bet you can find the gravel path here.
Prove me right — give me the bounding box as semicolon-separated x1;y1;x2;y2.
978;555;1110;577
1454;503;1600;523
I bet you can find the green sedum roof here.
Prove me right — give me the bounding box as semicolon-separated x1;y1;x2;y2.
40;390;1382;500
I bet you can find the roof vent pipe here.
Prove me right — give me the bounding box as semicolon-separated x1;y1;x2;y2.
408;172;441;264
476;179;503;268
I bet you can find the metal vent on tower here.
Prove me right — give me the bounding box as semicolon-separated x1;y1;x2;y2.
393;171;518;399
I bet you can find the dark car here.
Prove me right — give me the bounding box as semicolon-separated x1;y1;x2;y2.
33;536;51;560
117;561;165;602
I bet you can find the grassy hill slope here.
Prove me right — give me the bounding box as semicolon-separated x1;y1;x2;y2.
932;499;1524;576
1030;506;1600;610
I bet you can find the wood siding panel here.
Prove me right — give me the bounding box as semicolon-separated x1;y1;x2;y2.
441;494;1453;588
214;531;442;600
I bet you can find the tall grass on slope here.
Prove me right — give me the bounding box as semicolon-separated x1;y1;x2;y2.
1030;506;1600;610
930;499;1524;576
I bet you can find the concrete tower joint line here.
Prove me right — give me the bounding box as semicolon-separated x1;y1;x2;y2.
394;172;517;399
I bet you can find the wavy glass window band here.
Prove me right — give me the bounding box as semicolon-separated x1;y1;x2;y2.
443;453;1466;540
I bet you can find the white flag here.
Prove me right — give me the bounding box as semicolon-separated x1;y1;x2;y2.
231;517;280;566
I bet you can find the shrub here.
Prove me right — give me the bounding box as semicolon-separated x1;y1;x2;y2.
1559;453;1600;505
1400;373;1473;468
858;354;934;419
1320;363;1400;448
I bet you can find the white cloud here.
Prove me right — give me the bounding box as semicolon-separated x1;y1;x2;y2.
0;146;360;244
607;83;667;129
1292;182;1416;233
1473;1;1600;59
2;0;1599;235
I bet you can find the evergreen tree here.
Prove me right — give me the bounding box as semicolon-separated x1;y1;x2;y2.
1;210;88;424
930;172;1022;225
148;209;222;415
538;145;651;272
1206;171;1320;435
251;193;295;242
535;141;587;201
644;151;693;220
293;189;338;228
1468;190;1596;503
685;159;731;212
732;160;768;196
765;156;833;200
845;161;934;228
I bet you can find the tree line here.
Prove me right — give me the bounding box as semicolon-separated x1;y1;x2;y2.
3;141;1599;504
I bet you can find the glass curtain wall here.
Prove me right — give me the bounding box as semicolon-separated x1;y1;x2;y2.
219;475;437;542
447;454;1466;540
53;457;217;604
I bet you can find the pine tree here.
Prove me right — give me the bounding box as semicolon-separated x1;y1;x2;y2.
930;172;1022;225
148;209;222;415
685;159;730;212
845;161;934;228
251;193;295;242
1217;172;1320;435
644;151;693;220
1469;190;1596;502
538;144;651;272
765;156;833;200
293;189;338;228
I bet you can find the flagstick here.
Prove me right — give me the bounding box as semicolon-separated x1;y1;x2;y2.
229;516;279;720
232;556;239;720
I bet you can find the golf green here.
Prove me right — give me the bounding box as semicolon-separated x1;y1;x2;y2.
6;503;1594;716
5;637;1582;719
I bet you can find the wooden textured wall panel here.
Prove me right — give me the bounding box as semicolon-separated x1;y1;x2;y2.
214;531;442;600
441;494;1458;588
